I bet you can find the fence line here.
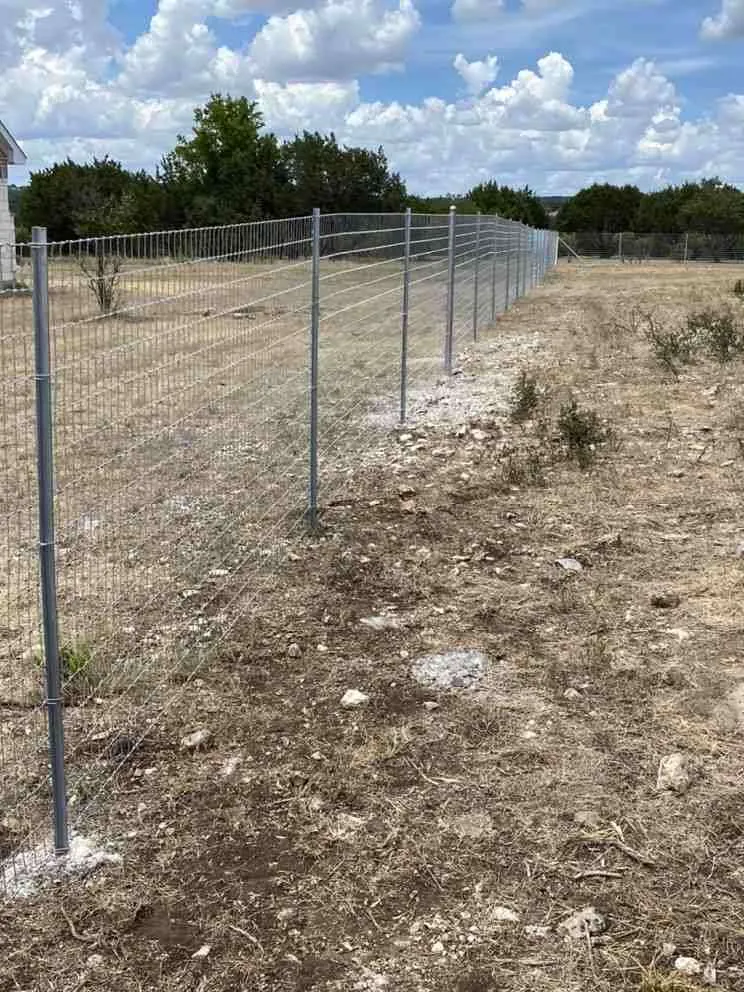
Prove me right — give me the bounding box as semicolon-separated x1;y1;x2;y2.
0;209;557;883
559;230;744;264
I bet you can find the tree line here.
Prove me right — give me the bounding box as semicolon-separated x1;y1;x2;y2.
12;94;548;243
554;180;744;235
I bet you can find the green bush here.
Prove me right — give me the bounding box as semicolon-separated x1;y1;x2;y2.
687;309;744;363
509;370;541;423
557;397;612;469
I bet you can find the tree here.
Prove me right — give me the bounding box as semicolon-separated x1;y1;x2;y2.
555;183;642;233
159;94;290;227
467;182;549;227
18;158;165;241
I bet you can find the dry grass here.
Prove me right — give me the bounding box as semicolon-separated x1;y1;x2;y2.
3;261;744;990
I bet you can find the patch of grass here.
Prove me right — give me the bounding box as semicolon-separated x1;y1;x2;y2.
500;449;545;487
687;308;744;363
638;970;700;992
508;369;541;424
556;396;612;469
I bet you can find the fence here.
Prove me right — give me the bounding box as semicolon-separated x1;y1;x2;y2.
559;231;744;264
0;208;557;884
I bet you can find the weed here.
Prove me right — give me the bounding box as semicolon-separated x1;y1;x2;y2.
79;253;123;314
509;369;541;424
688;308;744;363
645;315;697;377
734;278;744;298
638;970;700;992
556;397;612;469
500;450;545;487
59;643;93;681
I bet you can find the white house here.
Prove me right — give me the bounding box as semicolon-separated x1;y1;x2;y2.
0;119;26;287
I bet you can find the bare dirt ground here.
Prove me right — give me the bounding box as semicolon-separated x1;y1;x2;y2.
3;261;744;991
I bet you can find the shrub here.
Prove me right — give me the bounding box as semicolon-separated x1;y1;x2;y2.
688;308;744;363
557;397;611;469
509;370;541;423
646;316;697;377
79;253;123;314
734;278;744;297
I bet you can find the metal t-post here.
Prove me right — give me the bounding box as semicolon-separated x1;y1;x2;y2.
618;231;624;264
683;233;689;265
400;207;411;423
444;205;456;373
308;208;320;530
472;212;481;341
32;227;69;856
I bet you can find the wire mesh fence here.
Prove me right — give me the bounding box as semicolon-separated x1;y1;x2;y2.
0;209;557;885
559;231;744;264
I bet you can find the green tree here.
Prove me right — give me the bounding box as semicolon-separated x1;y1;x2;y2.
18;158;164;241
159;94;290;227
555;183;642;232
467;182;549;227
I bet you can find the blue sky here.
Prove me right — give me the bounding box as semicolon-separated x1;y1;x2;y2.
1;0;743;193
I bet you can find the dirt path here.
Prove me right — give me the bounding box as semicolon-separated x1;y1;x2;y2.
2;262;744;991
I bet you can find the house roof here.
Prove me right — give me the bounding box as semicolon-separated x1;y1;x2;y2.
0;119;26;165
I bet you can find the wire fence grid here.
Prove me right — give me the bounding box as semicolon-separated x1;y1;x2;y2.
0;209;557;886
560;230;744;264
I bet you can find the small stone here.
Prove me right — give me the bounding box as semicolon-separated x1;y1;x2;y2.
360;615;400;631
558;906;606;941
471;429;488;442
489;906;519;923
525;925;550;939
192;944;212;960
661;942;677;958
180;729;211;751
431;941;445;955
736;541;744;558
411;650;487;690
556;557;583;573
657;753;691;794
220;755;241;778
563;688;582;700
341;689;369;708
423;701;440;711
287;643;302;658
86;954;104;969
650;593;681;609
674;957;702;977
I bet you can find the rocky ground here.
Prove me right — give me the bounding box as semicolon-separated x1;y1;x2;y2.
2;261;744;991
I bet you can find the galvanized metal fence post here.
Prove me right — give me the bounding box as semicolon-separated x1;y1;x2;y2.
308;208;320;529
400;207;411;423
444;205;456;373
618;231;624;264
32;226;69;856
472;212;481;341
683;233;689;265
505;226;512;310
489;219;498;323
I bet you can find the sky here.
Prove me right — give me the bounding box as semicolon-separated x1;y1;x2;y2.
0;0;743;195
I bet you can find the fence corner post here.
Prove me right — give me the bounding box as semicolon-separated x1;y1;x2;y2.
32;225;69;857
308;209;321;531
400;207;412;423
444;204;456;373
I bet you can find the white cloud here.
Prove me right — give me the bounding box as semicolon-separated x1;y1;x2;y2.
453;53;499;95
701;0;744;39
1;1;744;195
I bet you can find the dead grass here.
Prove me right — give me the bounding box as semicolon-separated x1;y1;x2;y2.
3;261;744;990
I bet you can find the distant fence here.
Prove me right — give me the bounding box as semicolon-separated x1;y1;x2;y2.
559;231;744;264
0;209;557;883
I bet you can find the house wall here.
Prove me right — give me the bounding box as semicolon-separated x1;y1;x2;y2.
0;151;18;286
